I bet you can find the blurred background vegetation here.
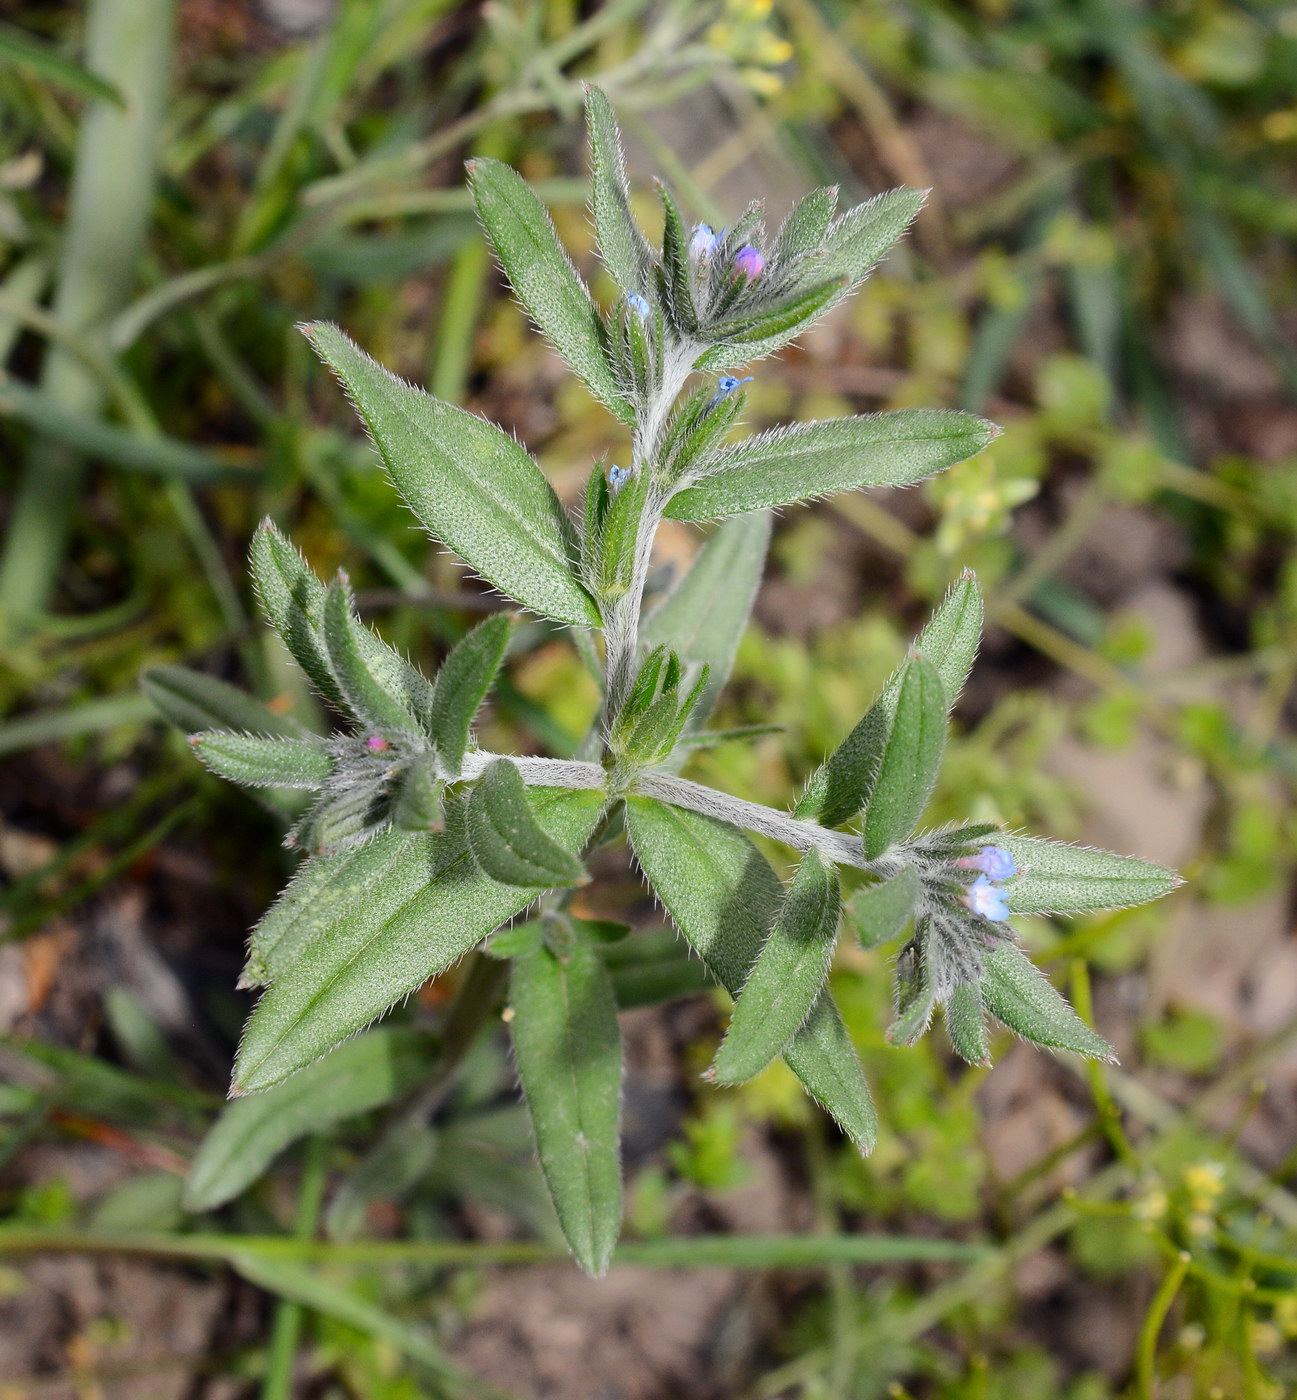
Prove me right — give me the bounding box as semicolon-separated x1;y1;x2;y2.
1;0;1296;1396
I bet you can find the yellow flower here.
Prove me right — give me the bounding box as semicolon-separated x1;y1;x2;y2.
752;31;794;65
741;67;784;98
1183;1161;1225;1213
1250;1322;1282;1357
1132;1186;1168;1222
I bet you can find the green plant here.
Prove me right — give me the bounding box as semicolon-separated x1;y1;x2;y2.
147;87;1179;1277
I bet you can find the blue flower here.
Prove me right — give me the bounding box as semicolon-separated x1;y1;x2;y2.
956;844;1017;881
608;464;632;494
704;374;753;411
688;223;718;261
963;875;1010;923
627;292;651;317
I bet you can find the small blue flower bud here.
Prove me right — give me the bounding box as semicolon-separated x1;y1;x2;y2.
688;223;718;261
956;845;1017;881
733;245;764;279
704;374;754;412
627;292;651;317
963;875;1010;923
608;464;631;494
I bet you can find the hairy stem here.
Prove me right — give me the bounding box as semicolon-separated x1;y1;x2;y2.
632;771;874;870
601;343;697;719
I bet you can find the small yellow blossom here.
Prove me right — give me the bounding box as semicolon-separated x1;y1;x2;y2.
741;68;784;98
1183;1161;1225;1213
1273;1295;1297;1337
1186;1212;1214;1238
1131;1186;1168;1222
1250;1322;1282;1357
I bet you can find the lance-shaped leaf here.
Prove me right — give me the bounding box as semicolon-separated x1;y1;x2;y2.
665;411;996;522
466;759;589;888
233;788;604;1094
819;186;926;288
656;181;698;336
945;982;990;1066
600;927;713;1009
303;324;599;628
996;835;1180;915
241;832;417;989
191;733;330;790
392;752;445;832
797;571;983;828
323;575;417;733
704;279;843;347
642;511;771;732
697;187;923;374
771;185;838;265
982;941;1116;1060
467;157;631;423
862;653;947;860
427;613;514;776
593;463;650;603
711;847;841;1086
888;937;934;1046
625;797;877;1151
142;664;304;739
585;85;654;300
510;932;623;1276
185;1028;427;1211
849;866;920;949
250;519;434;720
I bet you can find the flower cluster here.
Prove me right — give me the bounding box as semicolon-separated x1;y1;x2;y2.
957;843;1017;922
706;0;795;98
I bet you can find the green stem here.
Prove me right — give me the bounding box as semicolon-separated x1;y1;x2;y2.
1135;1251;1190;1400
0;1226;986;1270
260;1135;330;1400
0;0;177;628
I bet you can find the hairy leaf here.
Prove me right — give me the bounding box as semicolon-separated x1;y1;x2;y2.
249;520;433;720
982;941;1116;1060
585;85;654;299
944;982;990;1065
323;576;416;733
185;1028;426;1211
468;157;631;422
666;411;996;522
712;847;841;1085
819;187;926;287
510;934;622;1275
191;733;330;790
771;186;838;264
797;572;983;827
427;613;514;776
241;832;417;989
466;759;589;888
862;653;946;860
997;836;1180;915
142;664;303;740
233;788;604;1093
625;797;876;1151
849;866;920;949
600;928;713;1009
303;324;598;628
642;512;771;731
888;938;934;1046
